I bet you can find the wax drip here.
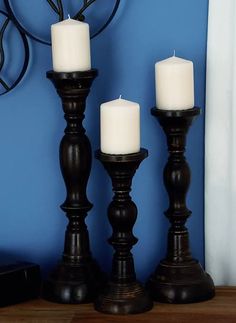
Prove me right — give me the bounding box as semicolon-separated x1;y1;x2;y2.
68;14;71;19
119;95;122;99
173;49;176;56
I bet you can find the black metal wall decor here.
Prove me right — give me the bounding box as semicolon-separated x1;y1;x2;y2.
0;0;120;95
0;10;29;96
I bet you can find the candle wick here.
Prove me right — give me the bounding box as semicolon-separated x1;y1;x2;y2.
68;14;71;19
119;95;122;99
173;49;176;57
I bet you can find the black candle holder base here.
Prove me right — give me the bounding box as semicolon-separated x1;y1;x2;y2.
44;259;104;304
95;281;152;315
148;259;214;303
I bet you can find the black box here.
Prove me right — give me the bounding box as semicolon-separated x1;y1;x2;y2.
0;262;41;307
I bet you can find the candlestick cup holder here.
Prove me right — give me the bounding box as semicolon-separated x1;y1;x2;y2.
94;149;153;315
147;107;215;303
43;70;104;304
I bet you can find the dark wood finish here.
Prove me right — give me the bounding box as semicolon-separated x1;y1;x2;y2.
0;287;235;322
94;149;153;314
147;107;215;303
43;70;104;304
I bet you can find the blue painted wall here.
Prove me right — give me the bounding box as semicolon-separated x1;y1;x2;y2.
0;0;208;281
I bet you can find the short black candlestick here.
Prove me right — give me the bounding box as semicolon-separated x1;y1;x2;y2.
43;70;104;304
95;149;153;315
147;107;215;304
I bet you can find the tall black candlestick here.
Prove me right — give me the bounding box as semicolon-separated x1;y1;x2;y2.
43;70;104;304
147;107;215;303
94;149;153;315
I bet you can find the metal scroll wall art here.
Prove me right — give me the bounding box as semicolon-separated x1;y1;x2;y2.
0;0;120;96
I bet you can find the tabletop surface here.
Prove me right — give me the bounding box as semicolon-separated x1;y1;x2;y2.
0;287;235;323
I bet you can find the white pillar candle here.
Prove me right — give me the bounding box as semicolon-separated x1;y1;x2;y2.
51;17;91;72
101;97;140;155
155;55;194;110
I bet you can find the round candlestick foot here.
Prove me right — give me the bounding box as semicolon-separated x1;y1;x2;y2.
147;260;215;303
94;281;153;315
43;259;104;304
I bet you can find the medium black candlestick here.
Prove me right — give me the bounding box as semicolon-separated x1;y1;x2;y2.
43;70;104;304
94;149;153;315
147;107;215;303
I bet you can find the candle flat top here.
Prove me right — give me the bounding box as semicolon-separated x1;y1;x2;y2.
52;18;88;27
156;56;192;65
101;98;139;107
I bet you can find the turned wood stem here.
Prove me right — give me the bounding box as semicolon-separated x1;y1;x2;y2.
97;153;145;284
152;108;198;263
59;90;92;262
44;70;104;304
148;107;215;304
108;166;138;284
95;149;153;314
48;71;97;263
164;125;192;262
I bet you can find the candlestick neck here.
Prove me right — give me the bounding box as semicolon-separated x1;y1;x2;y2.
47;70;98;262
96;150;148;284
152;107;200;263
43;69;105;304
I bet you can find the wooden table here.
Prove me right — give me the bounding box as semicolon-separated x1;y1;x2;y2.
0;287;235;323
